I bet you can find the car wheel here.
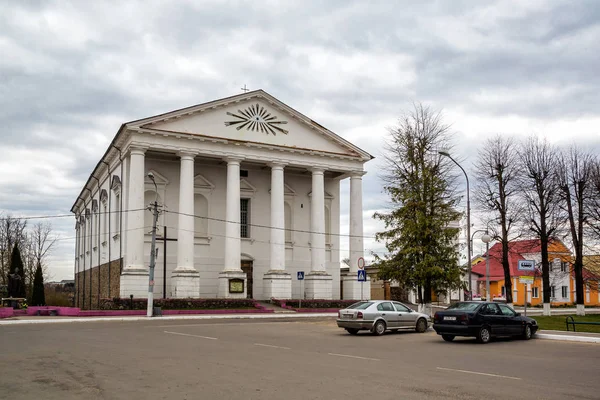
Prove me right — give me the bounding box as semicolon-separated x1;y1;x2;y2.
372;320;386;336
415;318;427;333
345;328;359;335
522;324;532;340
442;335;455;342
477;326;491;344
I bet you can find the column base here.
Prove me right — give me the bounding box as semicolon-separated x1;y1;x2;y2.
218;271;247;299
262;270;292;300
304;271;333;300
341;275;371;300
171;269;200;298
119;268;149;298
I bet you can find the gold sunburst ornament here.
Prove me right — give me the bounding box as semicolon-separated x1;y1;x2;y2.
224;104;289;135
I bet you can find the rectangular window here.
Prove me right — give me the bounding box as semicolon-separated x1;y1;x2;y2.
562;286;568;298
551;286;556;298
560;261;568;272
240;198;250;238
532;287;539;298
501;286;506;297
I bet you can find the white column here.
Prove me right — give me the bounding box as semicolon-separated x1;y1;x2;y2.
120;146;148;298
218;157;246;298
310;168;326;272
125;147;146;270
176;153;196;271
305;167;332;300
270;163;286;271
343;171;370;300
349;173;364;273
263;163;292;300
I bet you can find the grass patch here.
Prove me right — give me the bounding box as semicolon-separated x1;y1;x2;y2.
532;314;600;333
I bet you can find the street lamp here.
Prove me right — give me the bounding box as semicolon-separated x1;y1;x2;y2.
481;232;492;301
439;150;472;300
147;172;160;318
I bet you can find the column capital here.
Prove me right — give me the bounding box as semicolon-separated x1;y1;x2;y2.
310;167;325;174
224;156;244;165
268;162;287;169
129;145;147;156
350;170;367;178
177;151;197;160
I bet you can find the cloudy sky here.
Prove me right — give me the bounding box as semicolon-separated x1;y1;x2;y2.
1;0;599;280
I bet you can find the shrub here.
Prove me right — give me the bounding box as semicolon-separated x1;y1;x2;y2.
99;298;258;310
272;299;360;309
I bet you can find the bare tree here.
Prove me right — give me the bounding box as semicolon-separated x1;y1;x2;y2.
587;158;600;245
474;135;523;305
0;214;27;286
556;146;595;316
517;136;565;315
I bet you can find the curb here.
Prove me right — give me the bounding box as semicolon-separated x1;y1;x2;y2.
536;333;600;344
0;312;338;325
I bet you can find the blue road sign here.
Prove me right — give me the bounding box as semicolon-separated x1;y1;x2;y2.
358;270;367;282
297;271;305;280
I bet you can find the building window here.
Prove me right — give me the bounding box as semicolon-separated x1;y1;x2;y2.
114;193;121;236
560;261;568;272
532;287;539;298
284;202;292;244
240;198;250;238
324;205;331;244
501;286;506;297
102;203;108;244
562;286;568;298
551;286;556;298
194;194;209;237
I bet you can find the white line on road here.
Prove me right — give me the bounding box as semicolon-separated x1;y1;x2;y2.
164;330;218;340
328;353;380;361
254;343;291;350
436;367;521;380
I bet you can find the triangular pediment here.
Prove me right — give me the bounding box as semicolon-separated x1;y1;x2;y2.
144;170;169;186
268;183;296;196
194;174;214;191
126;90;372;160
240;179;256;194
308;190;334;199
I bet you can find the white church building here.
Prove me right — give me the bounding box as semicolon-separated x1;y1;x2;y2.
71;90;372;308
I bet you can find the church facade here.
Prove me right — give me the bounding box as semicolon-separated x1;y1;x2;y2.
71;90;372;308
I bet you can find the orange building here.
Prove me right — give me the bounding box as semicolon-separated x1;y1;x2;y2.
471;239;600;307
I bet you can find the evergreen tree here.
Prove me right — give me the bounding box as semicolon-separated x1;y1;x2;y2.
373;105;462;306
9;244;26;298
31;261;46;306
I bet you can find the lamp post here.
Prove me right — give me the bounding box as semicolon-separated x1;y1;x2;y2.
481;232;491;301
147;172;160;318
439;150;471;300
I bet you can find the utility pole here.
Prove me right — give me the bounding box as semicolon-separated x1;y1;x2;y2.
147;173;161;317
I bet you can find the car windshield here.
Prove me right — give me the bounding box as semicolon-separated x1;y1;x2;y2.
446;302;480;311
346;302;373;310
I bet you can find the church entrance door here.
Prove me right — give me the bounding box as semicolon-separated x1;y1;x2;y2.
241;260;253;299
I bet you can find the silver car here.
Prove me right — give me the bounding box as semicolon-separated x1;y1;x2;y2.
336;300;431;335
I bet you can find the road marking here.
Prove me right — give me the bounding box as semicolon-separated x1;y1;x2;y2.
164;331;218;340
436;367;521;380
151;322;294;328
328;353;380;361
254;343;291;350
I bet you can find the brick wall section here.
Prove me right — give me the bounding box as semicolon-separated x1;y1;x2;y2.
75;258;122;310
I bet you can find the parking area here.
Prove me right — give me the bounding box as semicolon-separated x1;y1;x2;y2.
1;317;599;399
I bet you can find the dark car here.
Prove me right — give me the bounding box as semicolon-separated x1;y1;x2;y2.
433;301;538;344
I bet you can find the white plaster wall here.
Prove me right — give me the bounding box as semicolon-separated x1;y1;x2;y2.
112;157;342;300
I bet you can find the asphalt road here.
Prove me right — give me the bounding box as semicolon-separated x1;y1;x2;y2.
1;318;599;400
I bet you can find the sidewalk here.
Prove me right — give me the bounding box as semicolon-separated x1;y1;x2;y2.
0;312;338;325
536;329;600;344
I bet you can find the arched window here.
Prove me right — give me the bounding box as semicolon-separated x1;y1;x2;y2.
284;202;292;244
194;194;208;237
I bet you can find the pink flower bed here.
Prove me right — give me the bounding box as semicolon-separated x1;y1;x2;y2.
0;308;15;318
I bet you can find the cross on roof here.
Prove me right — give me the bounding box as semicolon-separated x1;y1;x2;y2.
241;84;249;93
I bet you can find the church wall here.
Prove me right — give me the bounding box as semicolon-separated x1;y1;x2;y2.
75;259;122;310
128;156;343;300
